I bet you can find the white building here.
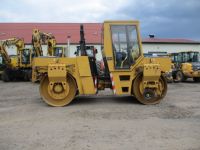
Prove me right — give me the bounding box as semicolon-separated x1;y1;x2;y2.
142;37;200;53
1;23;200;60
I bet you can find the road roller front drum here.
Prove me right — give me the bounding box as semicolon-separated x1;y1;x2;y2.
40;75;77;106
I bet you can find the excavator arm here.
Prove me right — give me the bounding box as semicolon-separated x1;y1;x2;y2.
41;32;56;56
0;38;24;65
32;29;43;57
0;42;11;65
32;29;56;56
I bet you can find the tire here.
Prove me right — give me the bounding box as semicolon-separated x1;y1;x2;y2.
133;73;167;105
176;71;187;82
193;77;200;82
24;70;32;81
27;70;32;81
24;72;29;81
1;69;10;82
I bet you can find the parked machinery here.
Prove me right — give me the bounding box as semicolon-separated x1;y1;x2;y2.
32;29;65;57
31;29;66;82
144;51;173;82
170;51;200;82
32;29;43;57
0;38;32;81
32;20;171;106
0;54;5;79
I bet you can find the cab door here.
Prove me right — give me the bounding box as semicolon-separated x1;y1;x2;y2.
111;25;140;69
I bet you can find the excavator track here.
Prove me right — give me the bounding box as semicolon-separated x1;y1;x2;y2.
1;69;10;82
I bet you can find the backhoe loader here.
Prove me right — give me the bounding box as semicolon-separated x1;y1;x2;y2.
0;38;32;81
32;20;171;106
170;51;200;82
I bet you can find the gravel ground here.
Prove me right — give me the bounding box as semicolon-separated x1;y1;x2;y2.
0;80;200;150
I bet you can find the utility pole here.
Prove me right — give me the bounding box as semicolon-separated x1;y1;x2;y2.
67;34;71;57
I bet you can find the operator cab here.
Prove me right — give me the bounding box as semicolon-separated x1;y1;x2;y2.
76;45;97;57
172;52;200;63
180;52;200;63
111;25;140;69
170;53;179;63
21;48;31;64
53;47;65;57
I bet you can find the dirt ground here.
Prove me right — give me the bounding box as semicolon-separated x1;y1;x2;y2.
0;80;200;150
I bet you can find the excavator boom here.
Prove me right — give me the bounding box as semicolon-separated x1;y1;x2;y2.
32;29;57;56
0;38;24;65
32;29;43;57
0;42;11;65
0;37;32;82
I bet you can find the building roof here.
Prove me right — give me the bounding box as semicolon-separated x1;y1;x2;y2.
143;38;200;44
0;23;102;44
0;23;199;44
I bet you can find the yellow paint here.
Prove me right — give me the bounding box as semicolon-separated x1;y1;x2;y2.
34;20;170;106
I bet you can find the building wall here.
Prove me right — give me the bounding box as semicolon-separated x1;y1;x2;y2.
6;44;102;60
142;43;200;53
62;44;102;60
28;44;103;60
5;43;200;61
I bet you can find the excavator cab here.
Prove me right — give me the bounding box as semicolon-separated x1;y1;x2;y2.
53;47;65;57
0;38;33;81
179;51;200;63
172;52;200;63
20;48;32;65
170;53;179;63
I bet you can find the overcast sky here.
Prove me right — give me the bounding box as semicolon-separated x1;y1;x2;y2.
0;0;200;40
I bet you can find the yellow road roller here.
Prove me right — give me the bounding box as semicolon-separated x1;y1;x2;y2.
32;20;171;106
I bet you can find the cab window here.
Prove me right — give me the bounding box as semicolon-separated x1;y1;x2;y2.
54;47;63;57
111;25;140;69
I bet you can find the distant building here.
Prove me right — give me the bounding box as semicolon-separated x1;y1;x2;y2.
142;37;200;53
0;23;200;60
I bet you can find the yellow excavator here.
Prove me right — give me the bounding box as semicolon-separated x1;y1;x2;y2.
31;29;66;82
0;30;46;82
0;53;6;79
170;51;200;82
32;29;43;57
0;38;32;81
32;29;65;57
32;20;171;106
